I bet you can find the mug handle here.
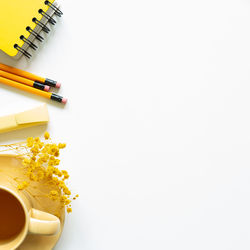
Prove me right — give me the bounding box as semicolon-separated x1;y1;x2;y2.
28;208;60;235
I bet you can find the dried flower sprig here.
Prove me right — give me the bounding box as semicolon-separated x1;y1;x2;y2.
0;132;78;213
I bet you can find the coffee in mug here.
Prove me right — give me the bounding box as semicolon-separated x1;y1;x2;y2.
0;186;60;250
0;189;25;240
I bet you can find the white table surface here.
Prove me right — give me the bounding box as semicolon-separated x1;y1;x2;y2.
1;0;250;249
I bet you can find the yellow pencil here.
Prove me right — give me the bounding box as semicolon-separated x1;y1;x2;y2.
0;63;61;88
0;76;67;104
0;70;50;91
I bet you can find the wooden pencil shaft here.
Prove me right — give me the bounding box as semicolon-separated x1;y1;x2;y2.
0;76;51;99
0;63;45;83
0;69;34;86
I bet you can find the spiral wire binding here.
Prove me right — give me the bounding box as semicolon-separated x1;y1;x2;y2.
45;1;63;17
14;1;63;58
26;26;44;42
20;35;38;50
32;18;50;33
14;44;32;59
38;9;56;25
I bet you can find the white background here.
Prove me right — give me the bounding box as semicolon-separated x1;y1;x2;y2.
1;0;250;249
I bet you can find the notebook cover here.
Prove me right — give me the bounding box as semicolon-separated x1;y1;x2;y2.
0;0;55;57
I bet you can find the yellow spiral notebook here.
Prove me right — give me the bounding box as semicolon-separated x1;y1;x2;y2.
0;0;62;59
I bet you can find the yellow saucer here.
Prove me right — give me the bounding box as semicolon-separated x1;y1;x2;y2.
0;155;65;250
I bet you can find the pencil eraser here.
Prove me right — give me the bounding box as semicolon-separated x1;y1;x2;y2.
62;98;67;104
56;82;61;88
44;85;50;92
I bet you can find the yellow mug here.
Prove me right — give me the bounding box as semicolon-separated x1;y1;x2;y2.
0;185;60;250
